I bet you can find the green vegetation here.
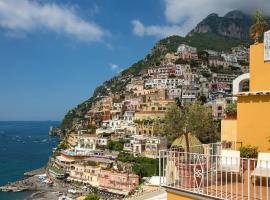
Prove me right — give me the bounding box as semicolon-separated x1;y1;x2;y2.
87;125;97;134
250;10;268;43
84;193;100;200
186;33;249;52
224;102;237;115
117;152;158;179
163;103;220;148
240;145;258;158
107;139;125;151
53;139;69;157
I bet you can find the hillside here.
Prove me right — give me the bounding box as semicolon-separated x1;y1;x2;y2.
60;10;256;130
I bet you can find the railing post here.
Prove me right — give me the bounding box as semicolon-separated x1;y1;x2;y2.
159;150;161;188
247;159;251;200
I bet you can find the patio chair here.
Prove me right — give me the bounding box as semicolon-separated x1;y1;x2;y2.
219;150;242;176
251;152;270;183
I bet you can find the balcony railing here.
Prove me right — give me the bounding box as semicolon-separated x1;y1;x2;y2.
159;148;270;199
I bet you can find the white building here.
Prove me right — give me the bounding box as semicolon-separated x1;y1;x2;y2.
145;78;185;89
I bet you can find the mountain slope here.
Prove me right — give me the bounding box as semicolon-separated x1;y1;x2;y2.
188;10;252;40
60;10;259;130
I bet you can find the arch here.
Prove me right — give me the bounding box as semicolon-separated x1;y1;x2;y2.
233;73;250;99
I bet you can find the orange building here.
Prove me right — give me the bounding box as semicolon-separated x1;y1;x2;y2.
165;32;270;200
222;41;270;151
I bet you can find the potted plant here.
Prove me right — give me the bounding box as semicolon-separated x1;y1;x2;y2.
240;145;258;170
224;103;237;119
250;10;268;44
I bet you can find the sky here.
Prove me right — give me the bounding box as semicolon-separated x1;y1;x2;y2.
0;0;269;121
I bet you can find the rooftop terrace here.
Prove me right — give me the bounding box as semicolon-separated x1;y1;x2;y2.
159;143;270;199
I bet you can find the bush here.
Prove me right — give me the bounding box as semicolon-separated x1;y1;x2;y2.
84;193;100;200
240;145;258;158
117;152;158;179
107;139;125;151
224;102;237;115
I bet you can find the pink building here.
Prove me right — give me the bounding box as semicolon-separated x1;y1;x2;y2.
98;170;139;194
177;44;198;60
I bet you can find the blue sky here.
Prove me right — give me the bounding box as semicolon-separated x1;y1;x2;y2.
0;0;268;121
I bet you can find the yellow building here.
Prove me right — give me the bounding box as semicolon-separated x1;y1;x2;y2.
165;33;270;200
222;42;270;151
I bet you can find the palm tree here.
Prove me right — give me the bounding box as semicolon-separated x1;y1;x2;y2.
250;10;268;43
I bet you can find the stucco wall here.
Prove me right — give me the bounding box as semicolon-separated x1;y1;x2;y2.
237;95;270;151
221;119;237;142
250;43;270;92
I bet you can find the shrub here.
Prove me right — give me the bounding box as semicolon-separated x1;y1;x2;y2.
84;193;100;200
224;102;237;115
240;145;258;158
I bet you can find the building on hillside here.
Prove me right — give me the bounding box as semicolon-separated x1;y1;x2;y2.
76;134;97;152
208;56;233;68
177;44;198;60
144;137;167;158
161;31;270;200
207;97;229;119
68;163;101;186
167;88;182;100
98;170;139;195
147;63;177;79
221;53;238;63
181;86;198;103
164;52;180;63
139;100;175;112
124;134;147;155
134;111;165;121
126;78;144;92
144;88;167;102
145;78;185;89
231;45;249;62
123;111;135;123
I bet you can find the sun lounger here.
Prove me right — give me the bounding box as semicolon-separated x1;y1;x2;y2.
251;152;270;183
219;150;242;175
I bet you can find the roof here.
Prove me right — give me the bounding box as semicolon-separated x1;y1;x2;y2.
56;155;75;162
235;90;270;97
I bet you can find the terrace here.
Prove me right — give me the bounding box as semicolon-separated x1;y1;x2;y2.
159;143;270;199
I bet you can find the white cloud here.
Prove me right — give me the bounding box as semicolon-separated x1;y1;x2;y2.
0;0;107;41
132;19;187;38
132;0;270;38
109;63;119;70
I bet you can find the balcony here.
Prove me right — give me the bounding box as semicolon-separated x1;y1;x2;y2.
159;144;270;199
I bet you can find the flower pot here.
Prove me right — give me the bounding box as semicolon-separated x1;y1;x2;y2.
177;162;206;188
242;159;256;171
225;113;237;119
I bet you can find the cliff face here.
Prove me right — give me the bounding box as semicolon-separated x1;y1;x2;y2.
188;10;252;40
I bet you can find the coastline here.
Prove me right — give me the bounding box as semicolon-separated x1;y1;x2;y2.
0;170;69;200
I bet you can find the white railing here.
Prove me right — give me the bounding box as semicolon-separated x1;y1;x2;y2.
159;150;270;200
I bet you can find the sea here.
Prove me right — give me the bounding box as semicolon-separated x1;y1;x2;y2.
0;121;60;200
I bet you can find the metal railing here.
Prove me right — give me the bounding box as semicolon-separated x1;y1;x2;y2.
159;150;270;200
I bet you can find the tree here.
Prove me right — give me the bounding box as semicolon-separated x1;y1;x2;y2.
250;10;268;43
163;103;219;152
84;193;100;200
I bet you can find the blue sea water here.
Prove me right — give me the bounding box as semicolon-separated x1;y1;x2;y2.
0;121;60;200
